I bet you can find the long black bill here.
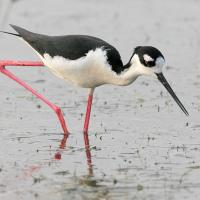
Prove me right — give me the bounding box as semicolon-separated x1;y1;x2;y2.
156;73;189;116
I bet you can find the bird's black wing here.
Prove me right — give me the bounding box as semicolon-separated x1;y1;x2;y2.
10;25;124;74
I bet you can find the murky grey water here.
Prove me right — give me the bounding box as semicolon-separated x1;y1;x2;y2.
1;0;200;199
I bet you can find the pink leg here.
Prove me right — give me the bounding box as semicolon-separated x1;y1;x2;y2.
0;62;69;135
83;89;94;175
0;60;44;67
83;88;94;133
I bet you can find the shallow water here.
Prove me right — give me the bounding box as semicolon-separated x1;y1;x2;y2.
1;0;200;199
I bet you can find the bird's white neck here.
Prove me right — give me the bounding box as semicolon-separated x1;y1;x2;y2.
111;55;143;86
115;65;140;86
112;54;159;86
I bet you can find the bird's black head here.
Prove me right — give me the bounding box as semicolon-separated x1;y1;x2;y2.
134;46;165;68
130;46;189;116
129;46;165;76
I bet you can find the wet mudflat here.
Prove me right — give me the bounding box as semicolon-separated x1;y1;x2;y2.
1;0;200;199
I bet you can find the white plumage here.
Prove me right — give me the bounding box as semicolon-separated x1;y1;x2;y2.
40;48;138;88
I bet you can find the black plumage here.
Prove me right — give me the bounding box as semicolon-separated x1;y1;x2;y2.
10;25;124;74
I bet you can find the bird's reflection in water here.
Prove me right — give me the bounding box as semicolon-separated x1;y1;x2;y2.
54;131;94;177
83;131;93;177
54;131;105;191
54;133;69;160
77;131;104;189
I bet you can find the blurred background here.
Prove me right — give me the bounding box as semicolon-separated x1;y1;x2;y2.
0;0;200;199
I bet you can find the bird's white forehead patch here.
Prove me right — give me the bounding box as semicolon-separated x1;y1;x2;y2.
143;54;154;62
156;56;165;67
152;56;165;73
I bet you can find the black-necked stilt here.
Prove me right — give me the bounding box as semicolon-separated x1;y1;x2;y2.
0;25;189;134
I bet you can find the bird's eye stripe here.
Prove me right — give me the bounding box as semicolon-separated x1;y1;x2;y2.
148;61;154;66
144;60;155;67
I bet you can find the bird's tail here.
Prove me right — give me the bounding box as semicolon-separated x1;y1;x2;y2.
0;31;21;37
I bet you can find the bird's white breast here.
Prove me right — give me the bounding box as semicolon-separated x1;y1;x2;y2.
40;48;119;88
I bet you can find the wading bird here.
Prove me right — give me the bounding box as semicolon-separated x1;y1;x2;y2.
0;25;189;135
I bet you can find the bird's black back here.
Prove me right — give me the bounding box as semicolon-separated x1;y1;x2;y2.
11;25;124;74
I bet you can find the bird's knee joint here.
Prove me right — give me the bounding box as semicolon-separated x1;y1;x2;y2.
0;65;5;72
55;106;61;114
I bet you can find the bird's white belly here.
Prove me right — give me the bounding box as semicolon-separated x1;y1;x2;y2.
40;48;119;88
